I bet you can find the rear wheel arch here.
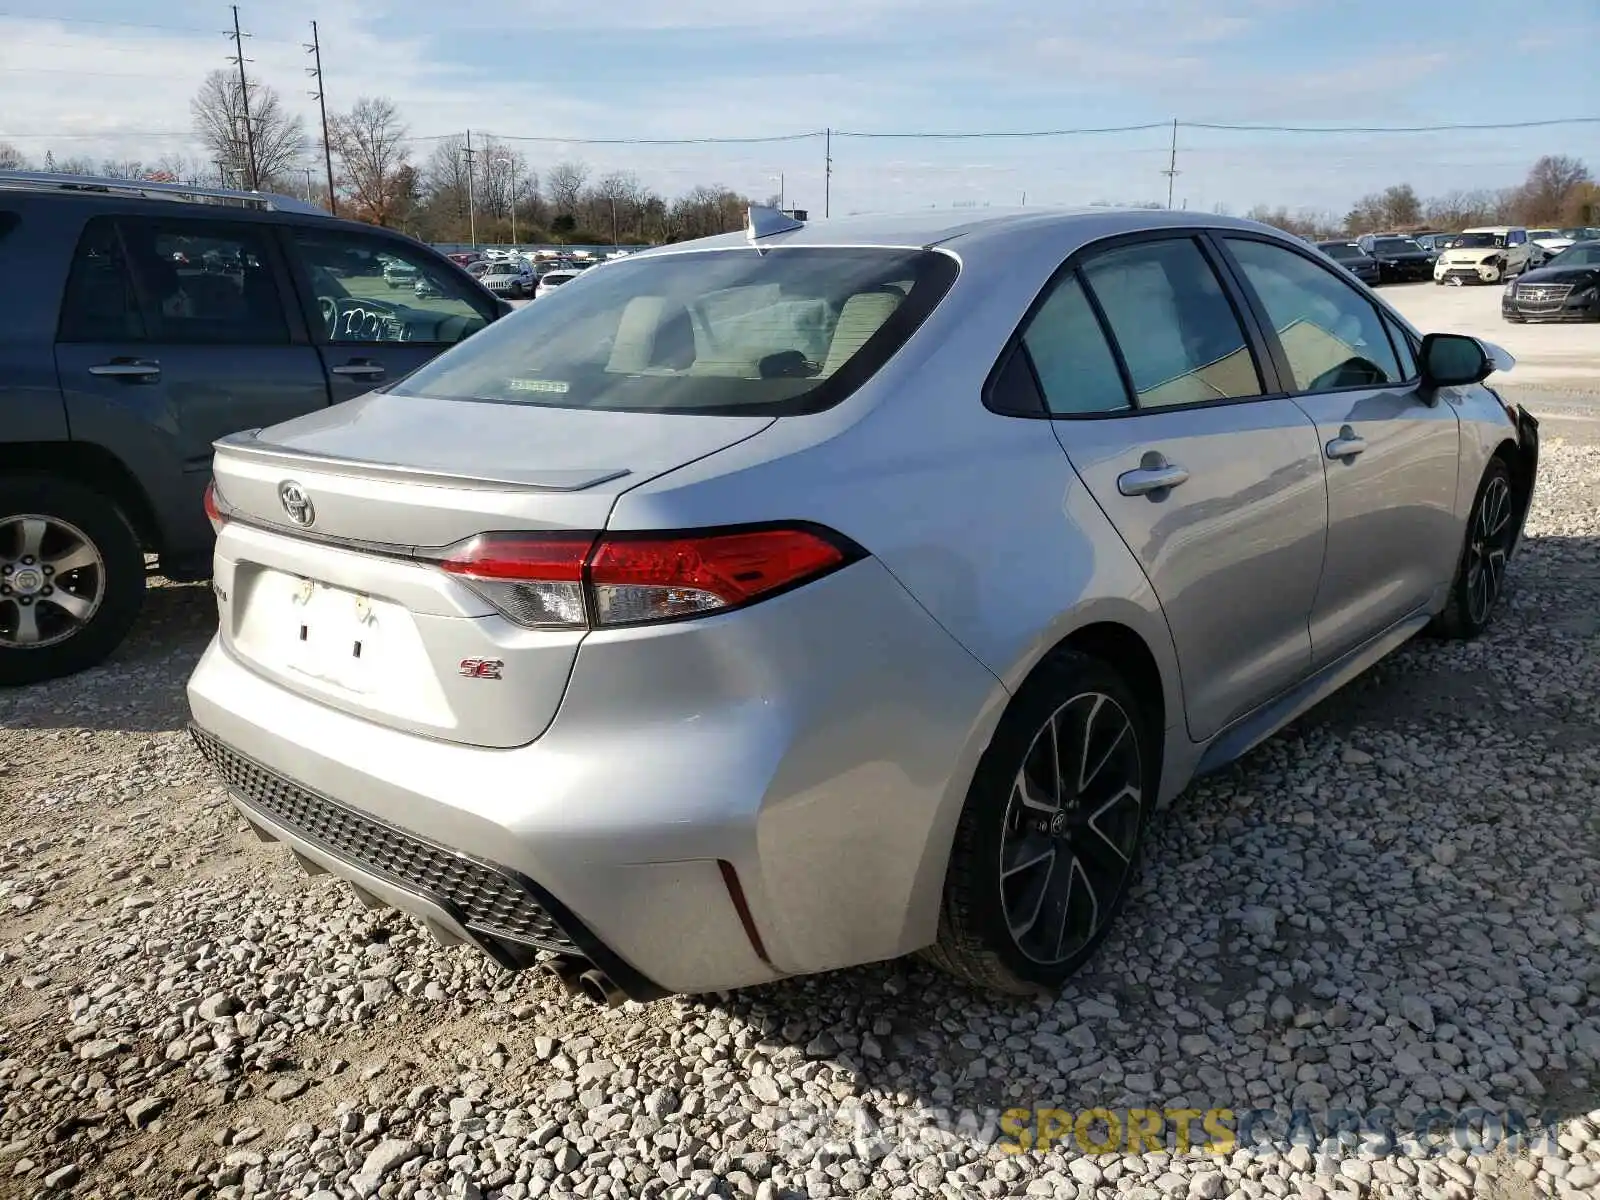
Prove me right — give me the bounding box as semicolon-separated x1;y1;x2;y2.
0;441;160;551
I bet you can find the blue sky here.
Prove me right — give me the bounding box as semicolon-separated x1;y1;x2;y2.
1;0;1596;217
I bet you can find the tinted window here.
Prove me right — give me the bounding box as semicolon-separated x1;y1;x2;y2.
291;231;491;345
1372;238;1421;254
116;219;288;345
392;247;959;416
1081;238;1262;408
1019;274;1129;416
58;217;146;342
1321;243;1362;260
1225;237;1403;391
1383;312;1418;379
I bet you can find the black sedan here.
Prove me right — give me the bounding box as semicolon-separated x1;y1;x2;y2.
1316;240;1381;285
1356;234;1435;282
1502;240;1600;323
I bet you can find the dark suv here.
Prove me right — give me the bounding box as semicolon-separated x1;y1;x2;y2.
0;172;510;685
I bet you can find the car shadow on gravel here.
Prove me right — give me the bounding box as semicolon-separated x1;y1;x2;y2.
0;580;214;733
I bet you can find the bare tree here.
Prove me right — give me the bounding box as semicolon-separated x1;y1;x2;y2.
546;161;588;217
331;97;412;226
191;69;307;190
1515;155;1593;224
55;156;96;176
0;141;25;170
99;158;146;179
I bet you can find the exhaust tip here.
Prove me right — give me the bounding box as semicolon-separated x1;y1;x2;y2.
542;957;587;997
578;968;626;1009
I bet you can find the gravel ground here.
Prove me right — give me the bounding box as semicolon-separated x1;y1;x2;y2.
3;407;1599;1200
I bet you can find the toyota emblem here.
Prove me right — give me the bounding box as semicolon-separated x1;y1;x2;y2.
278;481;315;527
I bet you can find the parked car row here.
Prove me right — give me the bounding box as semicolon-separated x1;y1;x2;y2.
1316;224;1600;292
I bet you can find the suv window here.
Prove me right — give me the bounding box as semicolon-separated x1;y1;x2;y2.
58;218;146;342
1080;238;1262;408
289;230;492;346
1019;274;1129;416
1224;237;1402;392
118;219;289;345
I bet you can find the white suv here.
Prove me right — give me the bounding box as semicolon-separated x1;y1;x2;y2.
1434;226;1533;285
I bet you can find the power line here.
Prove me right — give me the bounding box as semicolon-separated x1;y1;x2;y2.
833;122;1172;139
485;131;824;146
1186;117;1600;133
0;10;297;43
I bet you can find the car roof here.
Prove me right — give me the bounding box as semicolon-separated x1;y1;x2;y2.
631;206;1309;260
1463;225;1517;233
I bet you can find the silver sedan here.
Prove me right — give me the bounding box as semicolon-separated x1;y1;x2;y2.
188;206;1538;1005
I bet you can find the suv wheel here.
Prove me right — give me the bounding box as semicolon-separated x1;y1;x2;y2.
0;477;146;686
924;650;1155;994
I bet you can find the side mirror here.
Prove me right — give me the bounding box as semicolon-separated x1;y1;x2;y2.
1419;333;1508;388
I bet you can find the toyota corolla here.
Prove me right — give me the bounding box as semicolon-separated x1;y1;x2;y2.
188;207;1538;1005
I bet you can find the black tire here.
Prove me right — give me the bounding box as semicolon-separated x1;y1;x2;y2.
0;476;146;687
923;650;1157;995
1428;457;1516;640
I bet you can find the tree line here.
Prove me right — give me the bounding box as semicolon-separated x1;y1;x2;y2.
2;73;1593;246
0;72;764;245
1230;156;1596;242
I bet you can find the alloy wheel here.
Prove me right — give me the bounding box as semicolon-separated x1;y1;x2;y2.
999;691;1144;965
0;514;107;650
1466;475;1514;626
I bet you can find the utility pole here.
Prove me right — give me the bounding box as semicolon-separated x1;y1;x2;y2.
824;129;832;219
462;130;478;247
1161;118;1180;210
610;196;618;248
227;6;258;190
305;20;337;214
495;155;518;244
303;167;314;201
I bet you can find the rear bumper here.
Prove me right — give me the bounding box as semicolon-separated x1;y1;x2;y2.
186;558;1005;995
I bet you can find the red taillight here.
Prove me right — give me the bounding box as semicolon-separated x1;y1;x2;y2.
589;528;847;626
431;525;858;630
203;481;225;534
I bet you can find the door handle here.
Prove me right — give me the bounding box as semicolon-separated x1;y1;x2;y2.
1117;459;1190;497
88;359;160;380
330;360;385;378
1326;426;1367;460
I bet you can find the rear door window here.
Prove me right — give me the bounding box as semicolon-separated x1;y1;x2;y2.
389;247;960;416
115;219;291;345
58;217;147;342
1080;238;1263;408
1017;274;1130;416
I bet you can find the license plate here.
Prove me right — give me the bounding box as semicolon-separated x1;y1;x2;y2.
285;579;383;693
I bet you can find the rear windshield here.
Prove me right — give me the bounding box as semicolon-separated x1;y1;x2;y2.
1321;242;1361;259
390;246;959;416
1372;237;1420;253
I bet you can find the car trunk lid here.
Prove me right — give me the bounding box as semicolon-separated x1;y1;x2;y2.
209;392;772;748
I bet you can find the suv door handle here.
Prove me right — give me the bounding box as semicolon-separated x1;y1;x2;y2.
88;359;160;380
330;359;385;379
1326;426;1367;460
1117;458;1190;497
